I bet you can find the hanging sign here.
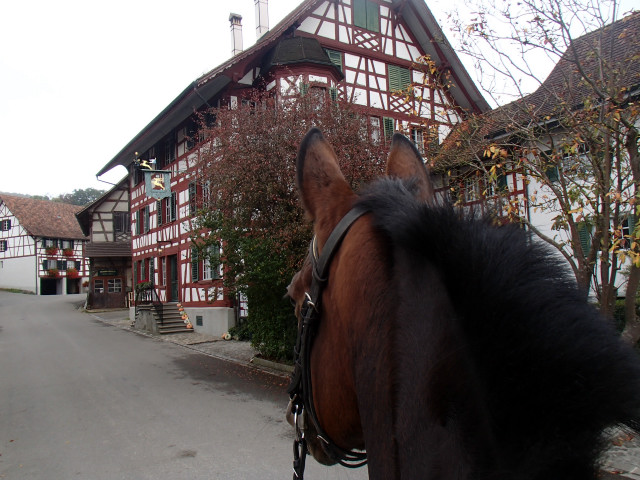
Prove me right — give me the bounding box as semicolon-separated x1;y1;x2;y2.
145;170;172;199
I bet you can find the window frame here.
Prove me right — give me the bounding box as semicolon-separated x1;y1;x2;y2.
353;0;379;32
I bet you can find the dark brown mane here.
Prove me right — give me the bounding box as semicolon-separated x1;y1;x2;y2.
288;128;640;480
357;176;640;477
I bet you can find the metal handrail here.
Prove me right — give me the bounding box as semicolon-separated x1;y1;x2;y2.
134;285;164;325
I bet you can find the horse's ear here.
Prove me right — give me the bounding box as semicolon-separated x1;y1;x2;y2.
296;128;355;225
386;133;435;203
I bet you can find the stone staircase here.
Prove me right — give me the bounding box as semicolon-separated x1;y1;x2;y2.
156;302;193;334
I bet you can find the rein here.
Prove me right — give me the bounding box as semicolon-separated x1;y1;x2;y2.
287;205;369;479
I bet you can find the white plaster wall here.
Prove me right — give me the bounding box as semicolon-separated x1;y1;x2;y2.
0;256;37;292
187;307;235;337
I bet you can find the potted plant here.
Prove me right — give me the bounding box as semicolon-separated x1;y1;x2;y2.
66;267;79;278
45;246;58;256
47;268;59;278
63;248;74;257
135;281;153;292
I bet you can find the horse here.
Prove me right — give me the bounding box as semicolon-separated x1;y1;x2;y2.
286;127;640;480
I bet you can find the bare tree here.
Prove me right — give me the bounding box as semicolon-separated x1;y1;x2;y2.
438;1;640;341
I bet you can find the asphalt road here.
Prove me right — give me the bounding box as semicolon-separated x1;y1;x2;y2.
0;292;368;480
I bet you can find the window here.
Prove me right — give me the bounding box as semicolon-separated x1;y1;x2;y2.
0;240;7;252
191;246;200;282
108;278;122;293
164;133;176;165
383;117;394;144
0;219;10;231
94;279;104;294
370;117;381;144
203;244;222;280
411;128;425;154
61;239;73;249
113;212;129;234
56;260;67;271
161;257;167;285
188;182;198;216
140;258;146;282
388;65;412;93
44;238;59;248
353;0;379;32
324;49;343;73
621;214;636;250
464;177;480;203
166;192;177;222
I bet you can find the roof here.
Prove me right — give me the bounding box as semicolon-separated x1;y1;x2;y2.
96;0;489;178
437;11;640;161
493;11;640;136
261;36;343;76
0;194;88;240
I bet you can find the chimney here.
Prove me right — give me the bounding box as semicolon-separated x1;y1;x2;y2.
229;13;243;56
255;0;269;39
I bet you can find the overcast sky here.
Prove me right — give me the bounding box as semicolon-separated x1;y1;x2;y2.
0;0;635;198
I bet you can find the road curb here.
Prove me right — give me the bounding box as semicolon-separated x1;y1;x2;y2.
251;357;294;374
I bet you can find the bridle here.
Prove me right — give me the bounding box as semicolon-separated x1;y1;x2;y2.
287;205;369;479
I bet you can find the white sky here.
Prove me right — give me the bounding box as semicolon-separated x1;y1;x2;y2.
0;0;635;197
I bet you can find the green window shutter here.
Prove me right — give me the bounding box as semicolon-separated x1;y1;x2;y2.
136;210;141;235
141;258;146;281
577;222;591;257
150;259;155;285
383;117;394;144
133;262;138;284
353;0;367;29
170;192;177;222
329;87;338;101
191;247;199;282
210;244;222;280
144;206;150;233
299;82;309;95
388;65;411;92
366;0;379;32
157;200;163;225
189;182;197;216
325;49;342;72
628;214;636;236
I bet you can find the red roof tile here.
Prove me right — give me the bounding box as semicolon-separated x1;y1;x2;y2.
0;194;87;240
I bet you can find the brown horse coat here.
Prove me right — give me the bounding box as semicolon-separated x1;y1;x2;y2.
289;128;640;479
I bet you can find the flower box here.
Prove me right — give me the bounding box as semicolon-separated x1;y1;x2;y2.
47;268;60;278
45;246;58;256
66;267;80;278
63;248;74;257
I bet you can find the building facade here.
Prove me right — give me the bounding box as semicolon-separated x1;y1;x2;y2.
0;195;89;295
95;0;489;336
76;178;132;309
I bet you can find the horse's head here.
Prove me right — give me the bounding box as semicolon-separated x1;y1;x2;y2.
286;127;433;466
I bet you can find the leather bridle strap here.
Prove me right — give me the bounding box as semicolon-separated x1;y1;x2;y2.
288;205;369;479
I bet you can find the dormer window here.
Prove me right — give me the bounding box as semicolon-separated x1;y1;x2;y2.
0;219;10;231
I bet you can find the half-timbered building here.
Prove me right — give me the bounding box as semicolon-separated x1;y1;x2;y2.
95;0;489;336
76;178;132;309
0;194;89;295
